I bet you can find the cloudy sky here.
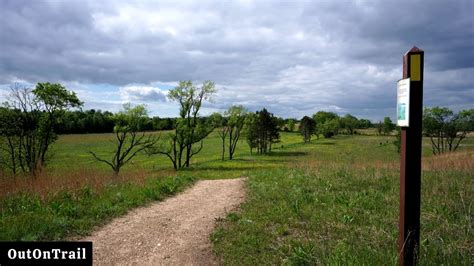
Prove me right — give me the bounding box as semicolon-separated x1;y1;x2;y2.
0;0;472;120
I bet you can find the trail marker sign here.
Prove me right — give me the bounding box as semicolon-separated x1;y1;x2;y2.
398;46;424;266
397;78;410;127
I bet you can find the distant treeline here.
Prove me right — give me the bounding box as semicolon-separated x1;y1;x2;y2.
55;109;376;135
1;81;471;176
56;109;177;134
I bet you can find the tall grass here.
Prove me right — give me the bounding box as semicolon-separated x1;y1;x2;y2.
0;174;195;240
0;168;177;201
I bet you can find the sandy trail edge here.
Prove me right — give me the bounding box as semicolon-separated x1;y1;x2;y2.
81;178;246;265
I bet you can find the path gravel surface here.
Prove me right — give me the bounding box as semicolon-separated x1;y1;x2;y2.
82;178;246;265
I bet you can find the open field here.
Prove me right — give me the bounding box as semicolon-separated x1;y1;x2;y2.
0;131;473;264
212;136;473;265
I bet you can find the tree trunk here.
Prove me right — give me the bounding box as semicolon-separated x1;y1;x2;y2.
222;139;225;161
185;144;191;167
228;130;233;160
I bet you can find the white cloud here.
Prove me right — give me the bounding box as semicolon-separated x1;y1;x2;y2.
119;85;167;102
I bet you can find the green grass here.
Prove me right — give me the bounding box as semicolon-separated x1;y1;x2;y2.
0;130;303;240
211;135;473;265
0;175;195;240
48;130;302;174
0;130;472;264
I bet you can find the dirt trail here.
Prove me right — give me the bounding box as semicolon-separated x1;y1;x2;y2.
82;178;246;265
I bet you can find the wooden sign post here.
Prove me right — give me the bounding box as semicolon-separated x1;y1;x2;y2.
398;46;424;265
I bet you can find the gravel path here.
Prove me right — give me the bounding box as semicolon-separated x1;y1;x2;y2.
82;178;246;265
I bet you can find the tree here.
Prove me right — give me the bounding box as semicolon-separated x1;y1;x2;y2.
90;104;157;176
244;113;258;155
423;107;473;155
358;119;373;129
274;117;286;131
212;112;228;161
148;81;216;169
319;118;340;138
35;82;83;165
0;107;22;174
0;83;82;175
246;108;280;154
376;121;383;135
340;114;359;135
299;116;316;143
313;111;338;125
382;117;395;135
55;109;116;134
151;117;176;131
287;119;296;132
313;111;340;138
226;105;247;160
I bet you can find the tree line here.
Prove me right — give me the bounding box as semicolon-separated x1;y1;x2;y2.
1;81;472;176
56;110;176;134
297;111;381;142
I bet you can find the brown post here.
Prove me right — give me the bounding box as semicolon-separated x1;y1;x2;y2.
398;46;424;265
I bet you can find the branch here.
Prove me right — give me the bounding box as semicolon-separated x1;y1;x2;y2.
189;140;203;159
122;134;159;165
452;131;467;151
89;151;115;169
119;131;139;163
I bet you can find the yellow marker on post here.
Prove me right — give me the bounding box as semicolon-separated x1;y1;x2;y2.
410;54;421;81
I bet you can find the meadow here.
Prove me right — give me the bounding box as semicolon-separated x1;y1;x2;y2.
0;130;472;264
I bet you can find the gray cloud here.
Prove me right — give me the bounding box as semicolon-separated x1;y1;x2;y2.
0;0;472;121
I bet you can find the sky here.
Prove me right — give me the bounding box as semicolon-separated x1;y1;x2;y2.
0;0;473;121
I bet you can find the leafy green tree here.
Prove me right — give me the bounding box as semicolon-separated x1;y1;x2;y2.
423;107;473;154
287;119;296;132
244;113;258;155
149;81;216;169
313;111;338;125
56;109;115;134
226;105;247;160
33;82;83;165
340;114;359;135
151;117;176;131
0;83;82;175
319;118;340;138
90;104;157;176
358;119;373;129
246;108;280;154
382;117;395;135
299;116;316;143
213;106;247;161
313;111;340;138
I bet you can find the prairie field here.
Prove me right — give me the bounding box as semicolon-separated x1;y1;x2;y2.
0;131;472;264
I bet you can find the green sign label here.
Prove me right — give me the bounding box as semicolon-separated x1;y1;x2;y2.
398;103;406;120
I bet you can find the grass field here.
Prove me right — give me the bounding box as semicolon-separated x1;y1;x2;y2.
212;135;473;265
0;130;472;264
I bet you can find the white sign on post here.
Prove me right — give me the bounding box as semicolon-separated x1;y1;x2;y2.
397;78;410;127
